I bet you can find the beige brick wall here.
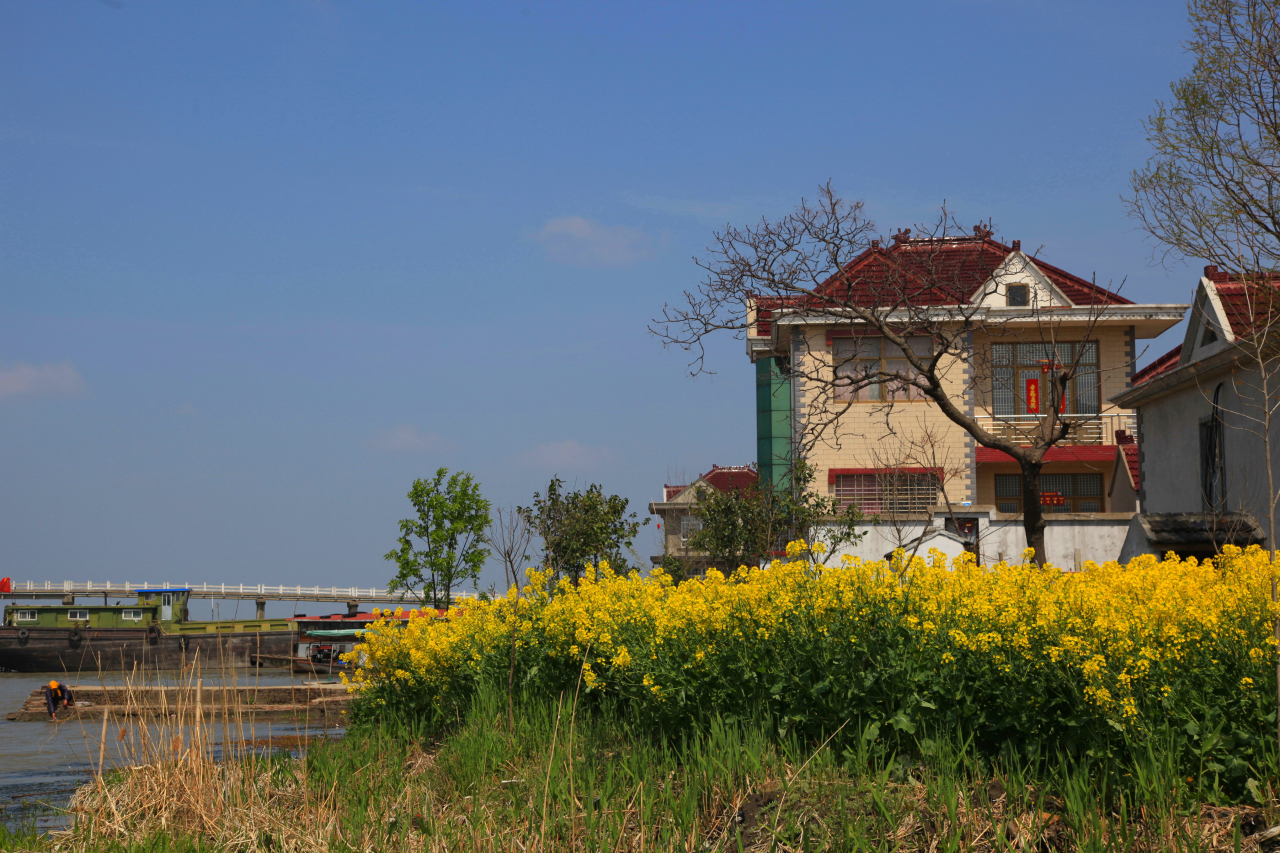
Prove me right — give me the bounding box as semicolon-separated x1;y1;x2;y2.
792;322;1137;507
793;327;975;505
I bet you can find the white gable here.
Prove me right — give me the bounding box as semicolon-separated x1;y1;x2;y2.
665;478;713;505
1181;279;1233;366
971;252;1073;308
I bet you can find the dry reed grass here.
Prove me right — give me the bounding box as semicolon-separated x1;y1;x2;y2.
32;676;1280;853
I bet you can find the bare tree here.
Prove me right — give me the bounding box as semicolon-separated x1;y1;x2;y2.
1127;0;1280;754
1127;0;1280;275
489;505;534;592
865;421;982;564
488;505;533;730
652;185;1120;565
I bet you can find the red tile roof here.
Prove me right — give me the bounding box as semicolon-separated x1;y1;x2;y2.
1132;344;1182;385
1215;284;1280;339
1120;444;1139;491
1200;266;1280;338
755;236;1130;328
701;465;757;492
663;466;758;502
975;445;1120;465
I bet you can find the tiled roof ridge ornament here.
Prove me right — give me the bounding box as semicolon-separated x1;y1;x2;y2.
972;222;994;240
891;228;912;245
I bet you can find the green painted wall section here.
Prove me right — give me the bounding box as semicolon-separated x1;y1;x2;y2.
755;357;792;488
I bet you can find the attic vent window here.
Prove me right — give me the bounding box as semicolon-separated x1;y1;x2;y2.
1007;284;1030;307
1201;325;1219;345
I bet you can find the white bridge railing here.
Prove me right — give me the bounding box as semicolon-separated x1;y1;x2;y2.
2;580;471;604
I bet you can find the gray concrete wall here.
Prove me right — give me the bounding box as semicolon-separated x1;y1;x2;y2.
1139;364;1280;545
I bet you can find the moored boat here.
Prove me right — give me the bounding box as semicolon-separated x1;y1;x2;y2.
0;588;295;672
286;610;441;675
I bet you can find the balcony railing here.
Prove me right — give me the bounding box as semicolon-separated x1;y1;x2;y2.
974;412;1137;446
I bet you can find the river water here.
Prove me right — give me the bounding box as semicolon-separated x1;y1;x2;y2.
0;668;345;834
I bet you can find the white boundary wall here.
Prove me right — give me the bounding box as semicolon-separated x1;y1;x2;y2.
819;506;1135;569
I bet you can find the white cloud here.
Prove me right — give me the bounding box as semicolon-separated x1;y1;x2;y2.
368;425;448;454
520;440;615;471
0;361;86;401
535;216;656;267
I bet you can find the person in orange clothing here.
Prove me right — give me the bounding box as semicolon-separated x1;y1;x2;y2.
44;680;74;720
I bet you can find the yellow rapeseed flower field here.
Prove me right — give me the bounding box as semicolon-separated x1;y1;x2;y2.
346;543;1280;771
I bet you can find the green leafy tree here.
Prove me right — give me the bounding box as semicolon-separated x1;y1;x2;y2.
385;468;492;609
518;478;649;584
688;461;867;570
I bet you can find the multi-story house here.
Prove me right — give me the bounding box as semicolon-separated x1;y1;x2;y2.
746;232;1188;564
648;465;757;573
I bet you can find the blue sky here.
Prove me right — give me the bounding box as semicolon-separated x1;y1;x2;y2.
1;1;1201;603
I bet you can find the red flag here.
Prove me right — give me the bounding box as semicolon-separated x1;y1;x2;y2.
1025;378;1040;414
0;578;10;593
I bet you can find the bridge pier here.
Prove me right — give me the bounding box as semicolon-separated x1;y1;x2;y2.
347;599;359;617
255;598;266;620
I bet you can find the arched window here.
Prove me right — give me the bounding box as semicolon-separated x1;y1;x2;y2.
1200;383;1227;512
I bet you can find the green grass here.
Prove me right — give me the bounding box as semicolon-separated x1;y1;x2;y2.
30;681;1280;852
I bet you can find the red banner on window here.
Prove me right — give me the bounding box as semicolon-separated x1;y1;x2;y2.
1041;492;1065;506
1025;378;1040;413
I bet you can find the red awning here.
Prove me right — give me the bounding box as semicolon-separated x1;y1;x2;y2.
975;445;1119;465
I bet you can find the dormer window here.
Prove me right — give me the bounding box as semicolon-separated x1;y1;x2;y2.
1201;324;1218;345
1007;284;1030;307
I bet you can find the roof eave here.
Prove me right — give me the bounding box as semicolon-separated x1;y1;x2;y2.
1111;345;1244;407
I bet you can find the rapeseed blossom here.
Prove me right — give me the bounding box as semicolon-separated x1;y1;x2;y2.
346;545;1280;758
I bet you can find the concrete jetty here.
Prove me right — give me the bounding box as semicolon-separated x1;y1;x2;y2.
5;683;352;723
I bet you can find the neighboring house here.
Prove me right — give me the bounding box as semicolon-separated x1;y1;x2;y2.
1108;436;1140;514
1113;266;1280;558
746;233;1188;564
648;465;757;572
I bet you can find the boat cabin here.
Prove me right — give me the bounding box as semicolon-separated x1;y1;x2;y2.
2;588;291;634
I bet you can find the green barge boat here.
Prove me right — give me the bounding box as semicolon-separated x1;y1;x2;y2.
0;588;294;672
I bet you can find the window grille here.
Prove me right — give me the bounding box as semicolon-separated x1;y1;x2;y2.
122;609;144;622
1200;383;1227;512
833;336;932;402
68;609;89;621
991;342;1099;416
836;472;939;514
993;473;1104;513
15;610;37;622
1007;284;1030;306
679;514;704;544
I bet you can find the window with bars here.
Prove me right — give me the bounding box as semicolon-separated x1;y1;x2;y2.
1200;383;1227;512
991;342;1099;416
15;610;37;622
994;473;1104;514
835;472;940;514
833;336;932;402
679;514;704;544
